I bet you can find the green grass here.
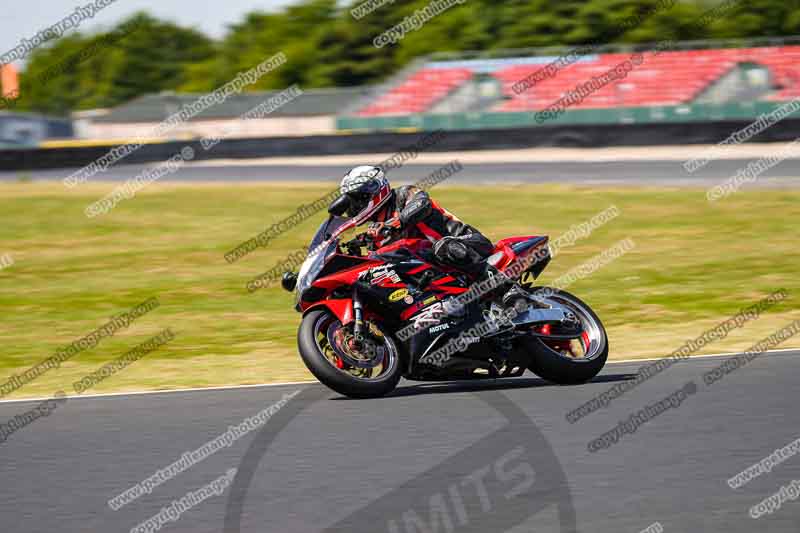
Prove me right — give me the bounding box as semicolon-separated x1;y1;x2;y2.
0;181;798;399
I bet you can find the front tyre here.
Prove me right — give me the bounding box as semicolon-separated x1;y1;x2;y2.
520;288;608;385
298;309;402;398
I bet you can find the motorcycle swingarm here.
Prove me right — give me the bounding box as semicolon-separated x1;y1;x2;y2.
509;307;570;327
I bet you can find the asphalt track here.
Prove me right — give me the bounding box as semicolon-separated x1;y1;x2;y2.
2;350;799;533
3;159;800;187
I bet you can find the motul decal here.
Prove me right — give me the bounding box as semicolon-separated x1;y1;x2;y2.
428;323;450;334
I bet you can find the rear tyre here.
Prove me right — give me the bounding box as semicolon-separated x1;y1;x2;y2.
298;309;402;399
520;288;608;385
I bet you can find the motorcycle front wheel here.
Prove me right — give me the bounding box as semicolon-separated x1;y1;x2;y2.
298;309;403;398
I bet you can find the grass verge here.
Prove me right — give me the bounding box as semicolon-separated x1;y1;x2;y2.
0;181;797;399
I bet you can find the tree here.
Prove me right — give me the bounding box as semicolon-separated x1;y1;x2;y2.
17;13;215;114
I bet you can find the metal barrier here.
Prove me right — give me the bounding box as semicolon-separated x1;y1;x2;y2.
3;116;800;172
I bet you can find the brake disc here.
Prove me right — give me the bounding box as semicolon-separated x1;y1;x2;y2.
327;323;385;369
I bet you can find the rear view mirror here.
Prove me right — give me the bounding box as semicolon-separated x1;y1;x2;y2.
281;271;297;292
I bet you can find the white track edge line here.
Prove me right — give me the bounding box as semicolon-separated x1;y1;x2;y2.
0;348;796;405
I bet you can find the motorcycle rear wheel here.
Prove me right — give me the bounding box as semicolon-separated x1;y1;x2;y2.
518;288;608;385
298;309;402;398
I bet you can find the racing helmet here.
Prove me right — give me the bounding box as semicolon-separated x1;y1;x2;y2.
339;166;392;222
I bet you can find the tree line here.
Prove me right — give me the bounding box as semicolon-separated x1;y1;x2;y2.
9;0;800;115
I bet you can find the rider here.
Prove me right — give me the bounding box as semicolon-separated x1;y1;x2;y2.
339;165;494;276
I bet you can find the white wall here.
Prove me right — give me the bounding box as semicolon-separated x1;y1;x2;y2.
79;115;336;140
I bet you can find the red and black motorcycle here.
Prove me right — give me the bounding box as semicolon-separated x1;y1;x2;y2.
282;199;608;398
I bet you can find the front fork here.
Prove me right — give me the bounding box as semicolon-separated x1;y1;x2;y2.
352;288;366;348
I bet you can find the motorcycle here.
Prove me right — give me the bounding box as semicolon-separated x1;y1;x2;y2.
281;196;608;398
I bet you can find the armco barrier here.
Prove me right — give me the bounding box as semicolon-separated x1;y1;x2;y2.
2;118;800;172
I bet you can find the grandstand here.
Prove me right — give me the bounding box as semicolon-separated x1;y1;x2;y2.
350;42;800;118
27;39;800;142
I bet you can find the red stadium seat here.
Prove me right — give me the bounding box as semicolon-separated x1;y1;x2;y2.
357;68;473;116
355;46;800;116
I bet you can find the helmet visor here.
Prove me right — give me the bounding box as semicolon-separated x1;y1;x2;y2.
344;179;381;216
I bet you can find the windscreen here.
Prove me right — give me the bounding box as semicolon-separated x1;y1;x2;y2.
307;215;351;255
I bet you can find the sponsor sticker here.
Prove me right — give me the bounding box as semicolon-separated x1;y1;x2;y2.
389;289;409;303
412;302;445;330
368;265;401;286
520;271;537;287
422;296;438;306
429;323;450;334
